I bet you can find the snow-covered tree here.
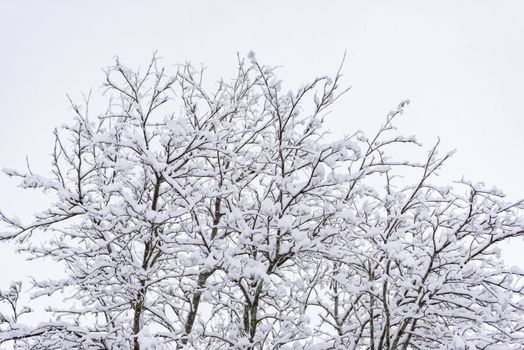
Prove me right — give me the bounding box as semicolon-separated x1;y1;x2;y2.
1;54;523;349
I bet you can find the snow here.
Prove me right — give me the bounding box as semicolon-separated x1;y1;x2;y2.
0;54;523;350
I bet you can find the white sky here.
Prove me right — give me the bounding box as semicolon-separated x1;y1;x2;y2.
1;0;523;283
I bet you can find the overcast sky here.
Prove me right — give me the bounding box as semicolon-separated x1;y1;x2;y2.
1;0;523;284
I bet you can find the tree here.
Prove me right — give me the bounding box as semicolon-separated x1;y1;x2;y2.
1;53;523;350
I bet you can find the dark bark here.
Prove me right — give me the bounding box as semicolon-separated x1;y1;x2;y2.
180;197;222;346
132;177;161;350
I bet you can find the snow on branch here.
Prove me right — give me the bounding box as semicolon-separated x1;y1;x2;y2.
0;53;523;350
